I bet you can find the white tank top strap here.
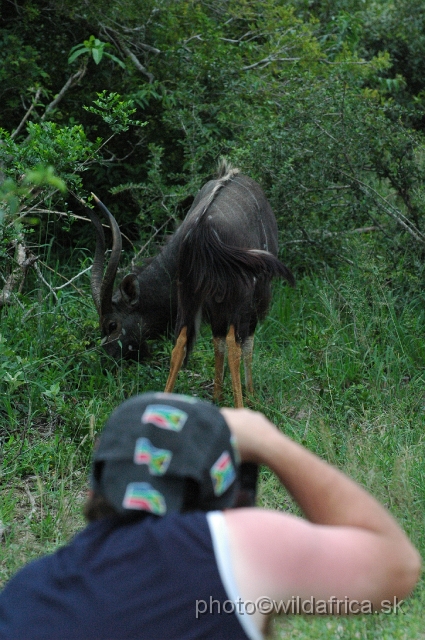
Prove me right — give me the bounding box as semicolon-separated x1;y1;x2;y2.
206;511;263;640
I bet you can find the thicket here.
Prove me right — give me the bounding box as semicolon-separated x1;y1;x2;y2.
0;3;424;636
1;1;425;275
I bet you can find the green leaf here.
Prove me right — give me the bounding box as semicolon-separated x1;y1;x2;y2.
91;45;104;65
83;35;96;49
103;52;126;69
68;46;88;64
68;35;123;68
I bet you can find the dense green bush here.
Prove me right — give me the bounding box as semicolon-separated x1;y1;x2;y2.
0;6;424;637
1;0;424;277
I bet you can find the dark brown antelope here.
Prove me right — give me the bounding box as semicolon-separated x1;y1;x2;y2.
89;161;295;407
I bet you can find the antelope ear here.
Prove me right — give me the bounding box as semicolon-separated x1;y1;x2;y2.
120;274;140;306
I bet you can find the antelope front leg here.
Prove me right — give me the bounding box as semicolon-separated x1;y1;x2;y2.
226;324;243;408
213;336;226;404
164;327;187;393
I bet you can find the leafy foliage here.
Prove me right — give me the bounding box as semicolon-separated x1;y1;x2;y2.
83;91;146;134
1;0;424;265
0;4;424;636
68;35;126;68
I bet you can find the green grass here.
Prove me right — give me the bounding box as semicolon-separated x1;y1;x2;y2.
0;239;424;638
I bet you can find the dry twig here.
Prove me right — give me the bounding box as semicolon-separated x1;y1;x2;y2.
11;88;42;140
41;63;88;121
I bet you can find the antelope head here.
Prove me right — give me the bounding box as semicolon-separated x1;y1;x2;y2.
89;196;149;362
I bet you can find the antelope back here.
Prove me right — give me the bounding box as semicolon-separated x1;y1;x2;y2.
174;169;294;356
184;173;279;255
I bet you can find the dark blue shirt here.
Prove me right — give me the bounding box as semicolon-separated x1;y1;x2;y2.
0;511;251;639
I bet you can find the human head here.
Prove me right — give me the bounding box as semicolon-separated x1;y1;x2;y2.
89;392;243;518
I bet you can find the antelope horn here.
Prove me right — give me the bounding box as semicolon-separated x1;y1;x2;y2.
87;204;106;316
91;194;123;317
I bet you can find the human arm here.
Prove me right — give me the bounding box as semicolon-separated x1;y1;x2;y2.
220;408;421;618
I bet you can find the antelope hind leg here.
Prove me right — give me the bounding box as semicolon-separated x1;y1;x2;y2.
226;324;243;408
164;327;188;393
242;335;255;396
213;336;226;404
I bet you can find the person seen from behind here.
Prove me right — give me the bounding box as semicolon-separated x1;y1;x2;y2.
0;392;420;639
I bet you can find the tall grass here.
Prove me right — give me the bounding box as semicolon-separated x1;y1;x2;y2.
0;237;423;638
253;252;425;638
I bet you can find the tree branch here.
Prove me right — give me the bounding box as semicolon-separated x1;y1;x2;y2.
100;25;156;82
11;88;42;140
338;170;425;245
242;56;300;71
282;226;380;245
0;242;38;309
120;44;154;81
311;119;425;245
40;62;88;121
51;265;92;292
